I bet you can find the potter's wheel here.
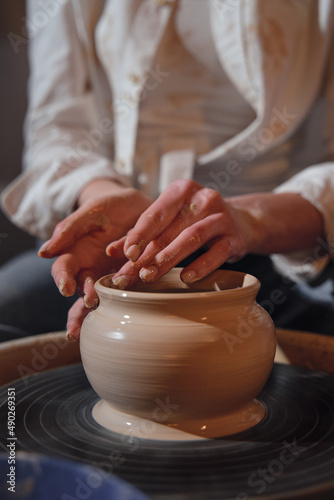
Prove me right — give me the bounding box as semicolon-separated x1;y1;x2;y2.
1;363;334;499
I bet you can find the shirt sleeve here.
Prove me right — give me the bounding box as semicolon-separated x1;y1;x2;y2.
1;0;128;240
272;163;334;280
271;32;334;281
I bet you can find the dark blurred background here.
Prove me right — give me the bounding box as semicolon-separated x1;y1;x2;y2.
0;0;35;266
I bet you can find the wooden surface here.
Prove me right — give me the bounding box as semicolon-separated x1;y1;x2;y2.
276;328;334;375
0;331;81;386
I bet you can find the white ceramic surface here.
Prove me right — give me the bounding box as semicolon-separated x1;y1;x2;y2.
80;269;276;439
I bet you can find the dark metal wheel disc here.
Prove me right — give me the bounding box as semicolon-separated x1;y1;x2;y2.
1;363;334;499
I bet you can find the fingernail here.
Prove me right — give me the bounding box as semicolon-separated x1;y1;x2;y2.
65;331;77;343
139;266;158;282
106;244;115;256
125;244;141;262
58;278;67;296
112;275;129;290
181;270;197;283
84;296;99;309
38;240;50;255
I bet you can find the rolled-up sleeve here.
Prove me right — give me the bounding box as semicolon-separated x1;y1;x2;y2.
272;163;334;280
1;0;126;240
271;33;334;280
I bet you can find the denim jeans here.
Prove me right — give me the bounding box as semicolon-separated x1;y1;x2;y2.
0;250;76;341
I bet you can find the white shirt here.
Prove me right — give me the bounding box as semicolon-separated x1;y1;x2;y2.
131;0;256;195
2;0;334;279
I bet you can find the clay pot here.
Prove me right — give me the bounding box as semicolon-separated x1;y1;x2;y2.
80;269;276;439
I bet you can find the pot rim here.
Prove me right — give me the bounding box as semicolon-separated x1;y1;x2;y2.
95;268;260;301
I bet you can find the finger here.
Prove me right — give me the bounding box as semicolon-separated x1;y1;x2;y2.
51;254;79;297
111;261;141;289
138;213;226;283
106;236;127;258
77;270;99;309
111;237;174;289
123;184;220;264
111;209;223;288
123;181;199;261
66;298;92;342
38;238;52;257
121;201;200;269
38;202;107;257
180;237;237;283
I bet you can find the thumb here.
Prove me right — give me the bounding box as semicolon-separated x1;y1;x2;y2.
39;202;106;257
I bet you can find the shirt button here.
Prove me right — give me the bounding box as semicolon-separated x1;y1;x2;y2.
116;159;126;171
128;73;141;84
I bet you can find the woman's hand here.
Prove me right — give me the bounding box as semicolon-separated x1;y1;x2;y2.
38;181;152;339
109;179;324;289
108;180;252;288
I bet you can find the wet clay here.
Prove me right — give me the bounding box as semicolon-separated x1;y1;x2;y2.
80;269;276;439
